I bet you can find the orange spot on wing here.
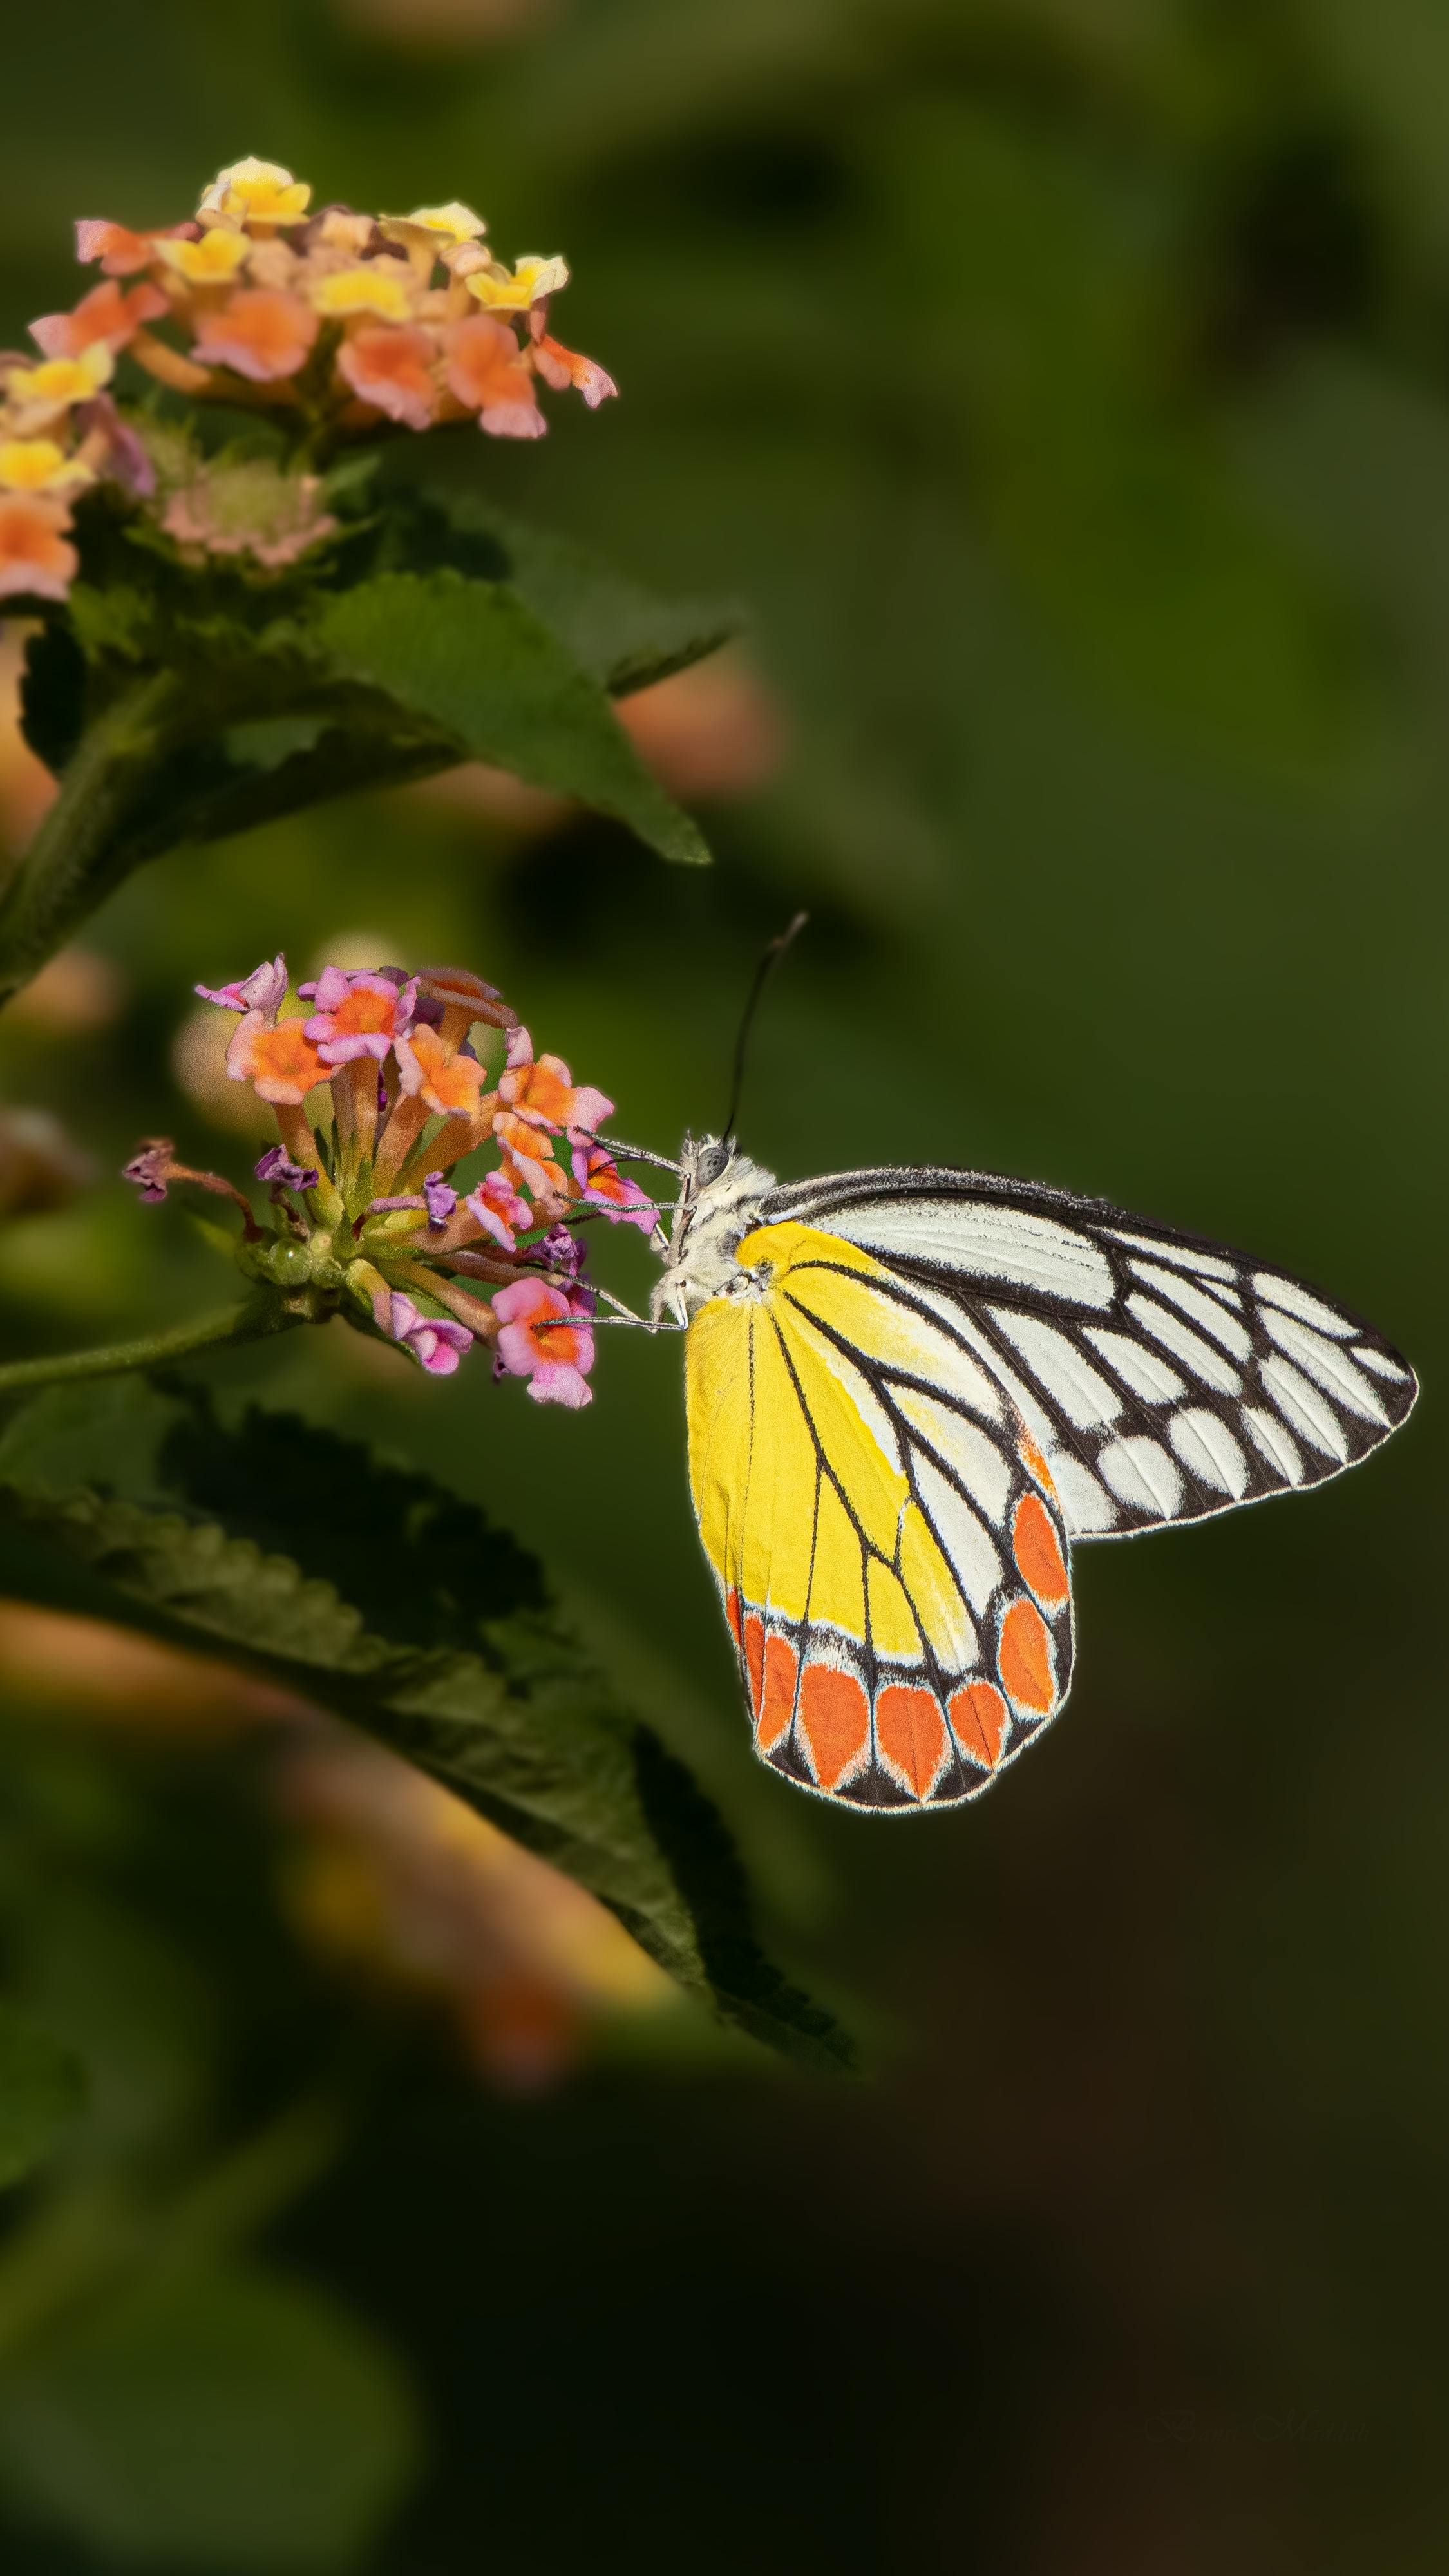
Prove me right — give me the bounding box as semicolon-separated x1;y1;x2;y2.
798;1663;871;1792
757;1633;799;1752
875;1685;948;1799
1018;1434;1057;1497
948;1681;1008;1769
724;1588;742;1648
998;1599;1056;1716
743;1612;765;1719
1012;1491;1068;1608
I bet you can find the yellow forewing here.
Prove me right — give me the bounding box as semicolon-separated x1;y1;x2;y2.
809;1476;866;1636
775;1301;905;1560
779;1239;1006;1422
866;1558;920;1660
685;1289;753;1590
741;1310;817;1621
685;1221;972;1636
898;1502;978;1668
683;1218;1075;1808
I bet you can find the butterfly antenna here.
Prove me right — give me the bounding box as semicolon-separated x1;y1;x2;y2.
568;1126;681;1177
720;911;809;1142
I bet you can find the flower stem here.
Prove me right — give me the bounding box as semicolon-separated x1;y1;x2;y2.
0;670;190;1006
0;1296;303;1396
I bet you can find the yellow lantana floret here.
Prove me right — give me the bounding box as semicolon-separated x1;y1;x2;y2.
0;439;94;494
464;255;569;314
5;343;113;410
381;202;486;252
310;266;414;322
156;230;252;285
198;157;312;229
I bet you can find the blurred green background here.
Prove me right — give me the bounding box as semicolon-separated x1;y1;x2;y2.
1;2;1446;2569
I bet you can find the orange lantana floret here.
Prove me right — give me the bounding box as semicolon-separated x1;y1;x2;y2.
0;493;79;602
30;279;167;360
75;219;172;276
227;1015;328;1104
442;315;545;440
336;325;437;430
191;288;319;383
498;1041;613;1138
395;1026;486;1118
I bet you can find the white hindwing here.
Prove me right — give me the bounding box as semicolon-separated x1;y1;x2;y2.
760;1168;1418;1539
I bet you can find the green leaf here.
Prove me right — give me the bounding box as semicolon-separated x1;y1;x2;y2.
406;489;742;697
0;1381;853;2073
0;2259;421;2572
104;717;459;873
308;569;712;864
0;2004;84;2192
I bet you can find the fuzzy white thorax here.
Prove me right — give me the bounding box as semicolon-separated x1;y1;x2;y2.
650;1135;776;1326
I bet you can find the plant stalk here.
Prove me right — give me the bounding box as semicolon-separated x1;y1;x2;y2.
0;670;190;1006
0;1298;303;1397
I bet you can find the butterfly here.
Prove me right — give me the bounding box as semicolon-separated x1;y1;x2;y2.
645;1141;1418;1811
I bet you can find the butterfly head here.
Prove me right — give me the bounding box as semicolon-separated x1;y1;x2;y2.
690;1137;734;1190
651;1133;777;1325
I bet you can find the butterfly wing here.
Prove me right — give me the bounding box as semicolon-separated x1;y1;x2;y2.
762;1168;1419;1539
686;1220;1074;1808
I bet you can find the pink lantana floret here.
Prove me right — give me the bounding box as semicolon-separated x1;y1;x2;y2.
196;954;288;1017
422;1172;457;1229
531;333;617;410
493;1117;569;1207
256;1144;318;1193
75;218;196;274
492;1277;594;1409
122;1140;175;1203
571;1142;657;1234
383;1291;472;1377
303;966;416;1065
466;1168;531;1252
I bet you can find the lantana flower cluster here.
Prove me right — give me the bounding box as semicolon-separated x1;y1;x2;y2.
124;955;656;1406
2;156;615;603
